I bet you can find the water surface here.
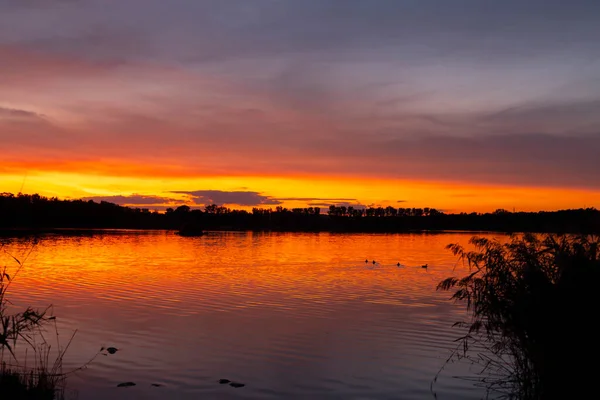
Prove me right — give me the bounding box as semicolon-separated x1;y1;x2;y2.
2;231;501;399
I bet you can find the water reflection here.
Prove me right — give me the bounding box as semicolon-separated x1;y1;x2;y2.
2;232;502;399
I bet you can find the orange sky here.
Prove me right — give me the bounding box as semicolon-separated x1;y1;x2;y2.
2;164;599;213
2;2;600;212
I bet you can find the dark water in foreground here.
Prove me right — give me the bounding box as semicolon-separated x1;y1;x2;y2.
2;231;501;399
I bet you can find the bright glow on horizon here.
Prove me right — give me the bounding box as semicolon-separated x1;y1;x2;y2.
1;169;598;213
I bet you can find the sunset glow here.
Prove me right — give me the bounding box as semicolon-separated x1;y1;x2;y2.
2;3;600;399
2;0;599;212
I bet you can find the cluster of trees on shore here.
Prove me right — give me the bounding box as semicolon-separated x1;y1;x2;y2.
1;192;598;233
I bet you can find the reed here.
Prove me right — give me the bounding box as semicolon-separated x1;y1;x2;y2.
0;243;68;399
437;233;600;399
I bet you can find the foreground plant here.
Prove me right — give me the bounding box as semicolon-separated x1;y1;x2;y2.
0;244;67;399
438;234;600;399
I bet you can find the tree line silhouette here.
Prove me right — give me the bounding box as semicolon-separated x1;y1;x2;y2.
1;193;598;234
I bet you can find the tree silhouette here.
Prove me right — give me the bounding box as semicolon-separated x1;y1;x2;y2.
0;193;598;234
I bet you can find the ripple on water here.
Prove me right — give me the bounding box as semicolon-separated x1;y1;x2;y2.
2;231;501;399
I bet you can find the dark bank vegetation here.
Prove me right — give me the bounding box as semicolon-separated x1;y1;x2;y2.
1;193;599;234
437;234;600;399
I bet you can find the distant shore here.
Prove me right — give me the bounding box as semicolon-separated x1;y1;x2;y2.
1;193;599;235
0;226;592;238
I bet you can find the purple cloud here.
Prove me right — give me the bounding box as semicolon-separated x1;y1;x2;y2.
277;197;357;201
172;190;282;206
0;107;44;119
308;202;367;209
81;194;178;206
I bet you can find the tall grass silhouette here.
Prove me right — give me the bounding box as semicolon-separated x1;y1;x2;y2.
438;234;600;399
0;242;103;399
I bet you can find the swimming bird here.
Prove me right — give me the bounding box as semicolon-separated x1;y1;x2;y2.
372;260;376;264
397;262;401;267
365;259;368;263
421;264;428;269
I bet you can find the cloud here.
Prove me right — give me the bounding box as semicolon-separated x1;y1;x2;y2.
2;0;76;8
322;132;600;188
1;0;600;196
0;45;120;90
79;192;371;210
4;124;600;190
0;107;44;119
172;192;366;207
80;191;371;209
307;201;366;209
6;0;597;65
477;100;600;135
172;190;282;206
81;194;179;206
277;197;357;201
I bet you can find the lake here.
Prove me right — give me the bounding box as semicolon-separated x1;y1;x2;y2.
2;231;503;399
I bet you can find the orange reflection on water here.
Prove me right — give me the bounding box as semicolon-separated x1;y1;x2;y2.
5;232;474;311
3;231;496;399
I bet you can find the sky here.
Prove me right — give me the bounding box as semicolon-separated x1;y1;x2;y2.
1;0;600;212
